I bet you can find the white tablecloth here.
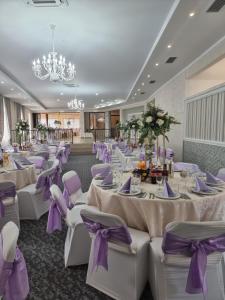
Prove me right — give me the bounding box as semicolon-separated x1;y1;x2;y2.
0;166;37;189
87;174;225;237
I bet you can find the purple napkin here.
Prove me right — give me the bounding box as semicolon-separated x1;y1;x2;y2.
120;177;131;193
19;157;33;165
125;148;133;156
195;177;212;192
139;153;145;160
101;172;113;185
14;160;24;170
162;181;176;198
206;171;221;184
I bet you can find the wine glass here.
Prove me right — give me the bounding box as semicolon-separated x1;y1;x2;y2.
180;169;188;190
156;171;163;192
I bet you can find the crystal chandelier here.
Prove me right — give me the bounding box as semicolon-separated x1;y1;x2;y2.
67;97;85;110
32;24;76;82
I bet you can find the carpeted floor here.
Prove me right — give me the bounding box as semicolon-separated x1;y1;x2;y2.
18;154;152;300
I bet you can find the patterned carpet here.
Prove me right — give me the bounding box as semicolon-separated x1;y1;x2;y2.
18;154;152;300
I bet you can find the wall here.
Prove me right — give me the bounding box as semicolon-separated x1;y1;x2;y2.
121;105;145;123
145;36;225;163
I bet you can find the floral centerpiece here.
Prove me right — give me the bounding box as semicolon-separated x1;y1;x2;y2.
127;116;141;145
54;120;61;128
15;120;30;145
36;123;48;141
139;103;180;163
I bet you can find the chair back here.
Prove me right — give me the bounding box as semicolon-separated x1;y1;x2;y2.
50;185;67;217
2;221;19;262
34;151;49;161
173;162;200;173
217;168;225;181
62;171;82;207
91;163;111;178
56;148;65;167
0;222;29;299
36;168;56;200
162;221;225;295
0;181;16;218
80;208;132;271
28;156;45;170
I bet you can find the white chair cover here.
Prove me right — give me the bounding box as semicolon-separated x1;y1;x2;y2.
80;208;150;300
0;181;20;231
149;221;225;300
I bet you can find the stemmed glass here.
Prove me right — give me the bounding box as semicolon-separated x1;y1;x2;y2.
156;170;163;192
180;169;188;190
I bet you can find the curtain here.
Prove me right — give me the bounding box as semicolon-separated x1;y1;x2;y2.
1;97;11;146
0;96;3;141
4;97;12;131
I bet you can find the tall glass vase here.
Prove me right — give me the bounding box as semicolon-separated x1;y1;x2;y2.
145;134;154;168
162;134;166;164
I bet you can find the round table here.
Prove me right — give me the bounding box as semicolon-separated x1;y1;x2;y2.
87;174;225;237
0;166;37;189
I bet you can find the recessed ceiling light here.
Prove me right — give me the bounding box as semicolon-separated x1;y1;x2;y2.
10;88;14;91
101;99;104;102
57;99;60;102
155;63;159;67
167;44;172;49
141;82;145;86
147;74;151;78
189;11;195;17
134;93;137;96
96;92;99;96
1;81;4;84
60;92;64;96
137;88;141;92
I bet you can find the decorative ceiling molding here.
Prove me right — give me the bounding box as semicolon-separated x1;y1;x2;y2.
0;64;45;109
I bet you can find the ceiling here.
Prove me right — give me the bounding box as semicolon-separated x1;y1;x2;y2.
0;0;225;112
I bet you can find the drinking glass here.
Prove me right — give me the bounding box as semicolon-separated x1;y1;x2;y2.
180;169;188;190
156;171;163;192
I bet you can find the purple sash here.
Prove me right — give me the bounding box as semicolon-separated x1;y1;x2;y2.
51;166;61;186
0;186;16;218
46;200;64;234
82;216;132;271
162;231;225;295
92;143;97;154
63;176;81;208
36;175;51;200
0;236;29;300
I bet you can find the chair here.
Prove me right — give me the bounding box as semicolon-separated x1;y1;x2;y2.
28;155;46;174
62;170;87;207
17;168;55;220
91;163;111;178
173;162;200;173
34;151;49;161
0;181;20;231
217;168;225;181
149;221;225;300
80;208;150;300
0;221;29;300
56;148;66;168
47;185;98;267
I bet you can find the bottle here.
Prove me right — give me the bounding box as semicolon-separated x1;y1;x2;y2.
150;167;157;184
168;155;174;178
162;164;168;181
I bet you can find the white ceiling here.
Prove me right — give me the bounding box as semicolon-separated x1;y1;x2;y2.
0;0;175;110
0;0;225;112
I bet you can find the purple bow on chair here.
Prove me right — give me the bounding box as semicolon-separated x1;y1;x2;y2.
0;241;29;300
162;231;225;295
46;200;64;234
52;166;61;186
0;186;16;218
82;216;132;271
63;175;81;208
36;175;51;200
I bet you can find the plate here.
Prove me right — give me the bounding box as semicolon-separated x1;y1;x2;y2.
118;189;141;196
191;188;218;195
97;183;116;188
205;181;224;187
155;192;181;200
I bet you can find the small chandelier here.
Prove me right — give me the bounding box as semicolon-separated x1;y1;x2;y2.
67;97;85;110
32;24;76;82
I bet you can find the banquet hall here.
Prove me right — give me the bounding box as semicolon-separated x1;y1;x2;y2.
1;0;225;299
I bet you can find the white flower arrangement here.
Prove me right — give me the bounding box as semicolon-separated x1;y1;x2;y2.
156;119;164;126
146;116;152;123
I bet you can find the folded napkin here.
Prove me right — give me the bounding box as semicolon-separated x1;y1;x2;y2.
96;166;111;179
206;171;221;184
120;177;131;193
125;148;133;155
162;181;176;198
101;172;113;185
19;157;33;165
14;160;24;170
195;177;212;193
139;153;145;161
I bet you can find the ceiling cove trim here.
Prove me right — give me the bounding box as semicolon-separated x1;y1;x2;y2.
125;0;180;102
0;64;46;109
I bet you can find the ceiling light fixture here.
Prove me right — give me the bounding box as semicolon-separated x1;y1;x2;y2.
147;74;151;78
1;81;4;84
60;92;64;96
155;63;159;67
32;24;76;82
10;88;14;91
167;44;172;48
94;99;125;109
141;82;145;86
137;88;141;92
96;92;99;96
189;11;195;17
67;96;85;110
